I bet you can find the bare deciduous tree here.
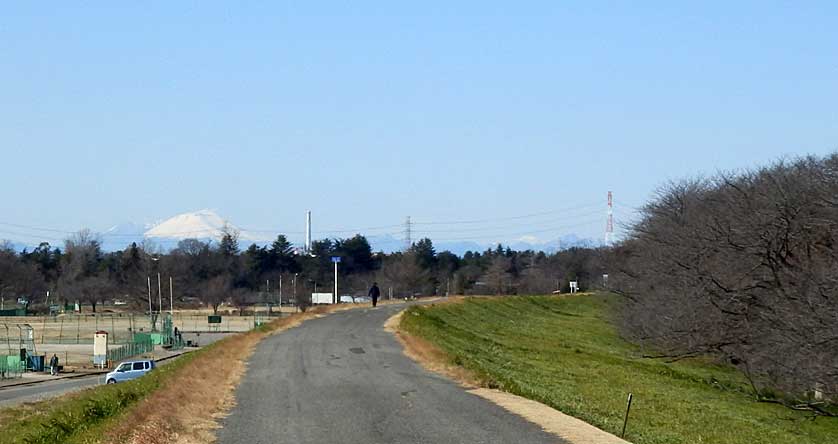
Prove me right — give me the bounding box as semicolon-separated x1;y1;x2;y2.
613;154;838;411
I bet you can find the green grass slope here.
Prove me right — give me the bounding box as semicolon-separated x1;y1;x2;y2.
400;294;837;444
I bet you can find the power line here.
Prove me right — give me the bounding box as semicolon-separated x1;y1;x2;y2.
0;201;623;245
413;217;604;242
411;202;602;225
404;216;412;251
406;208;606;234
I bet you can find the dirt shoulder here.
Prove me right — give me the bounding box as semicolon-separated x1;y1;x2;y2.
385;308;630;444
104;303;388;444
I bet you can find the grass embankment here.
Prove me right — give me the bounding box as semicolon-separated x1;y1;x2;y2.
400;294;838;444
0;304;349;444
0;352;196;444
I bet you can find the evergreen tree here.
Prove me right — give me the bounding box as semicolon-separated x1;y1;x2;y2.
270;235;300;273
219;225;240;257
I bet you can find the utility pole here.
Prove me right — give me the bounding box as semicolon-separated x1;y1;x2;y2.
169;276;174;315
266;279;271;315
147;277;152;315
157;273;162;315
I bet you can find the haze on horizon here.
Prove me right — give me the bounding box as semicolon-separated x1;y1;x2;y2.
1;2;836;249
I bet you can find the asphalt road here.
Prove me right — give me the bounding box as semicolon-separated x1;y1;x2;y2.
0;342;214;408
217;304;563;444
0;374;103;407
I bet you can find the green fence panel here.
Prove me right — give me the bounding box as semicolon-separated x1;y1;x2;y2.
0;309;27;317
106;337;154;364
0;355;25;379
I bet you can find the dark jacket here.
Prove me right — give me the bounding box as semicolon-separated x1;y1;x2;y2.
368;285;381;299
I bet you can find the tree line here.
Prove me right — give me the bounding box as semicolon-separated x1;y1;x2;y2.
0;227;607;315
611;154;838;410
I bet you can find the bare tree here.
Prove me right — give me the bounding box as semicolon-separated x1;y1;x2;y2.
381;253;430;298
230;287;253;316
613;154;838;411
482;256;513;295
202;275;231;315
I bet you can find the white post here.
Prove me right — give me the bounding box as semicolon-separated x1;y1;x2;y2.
147;277;152;315
157;273;162;314
169;276;174;315
334;262;338;304
279;275;283;309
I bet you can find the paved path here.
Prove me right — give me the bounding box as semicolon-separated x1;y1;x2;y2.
217;304;562;444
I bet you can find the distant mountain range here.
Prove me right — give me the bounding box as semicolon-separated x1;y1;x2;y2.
5;210;602;255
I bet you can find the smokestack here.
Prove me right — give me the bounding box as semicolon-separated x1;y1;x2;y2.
305;211;312;253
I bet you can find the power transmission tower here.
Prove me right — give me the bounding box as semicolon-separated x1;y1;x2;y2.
404;216;412;251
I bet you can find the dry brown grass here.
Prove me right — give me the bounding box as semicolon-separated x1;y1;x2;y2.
100;305;344;444
383;308;481;387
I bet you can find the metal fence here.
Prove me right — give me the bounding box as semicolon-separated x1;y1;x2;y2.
106;337;154;363
0;355;25;379
0;313;277;347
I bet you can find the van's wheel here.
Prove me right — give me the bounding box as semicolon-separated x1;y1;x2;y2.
107;379;116;384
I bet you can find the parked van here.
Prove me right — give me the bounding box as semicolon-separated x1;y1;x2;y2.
105;359;155;384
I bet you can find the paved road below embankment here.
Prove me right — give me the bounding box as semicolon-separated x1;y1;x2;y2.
0;333;231;408
217;304;563;444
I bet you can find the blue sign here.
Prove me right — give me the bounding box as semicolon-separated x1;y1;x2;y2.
331;256;342;263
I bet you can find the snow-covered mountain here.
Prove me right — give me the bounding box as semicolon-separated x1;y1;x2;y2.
98;210;270;251
144;210;267;244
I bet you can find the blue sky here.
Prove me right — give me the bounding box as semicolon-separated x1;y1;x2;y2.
1;2;836;247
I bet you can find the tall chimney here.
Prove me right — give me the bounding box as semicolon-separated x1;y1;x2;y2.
305;210;312;254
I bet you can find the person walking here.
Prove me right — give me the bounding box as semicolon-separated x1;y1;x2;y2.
368;282;381;307
49;354;59;376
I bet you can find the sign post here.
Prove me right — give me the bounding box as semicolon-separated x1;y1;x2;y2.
331;257;341;304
